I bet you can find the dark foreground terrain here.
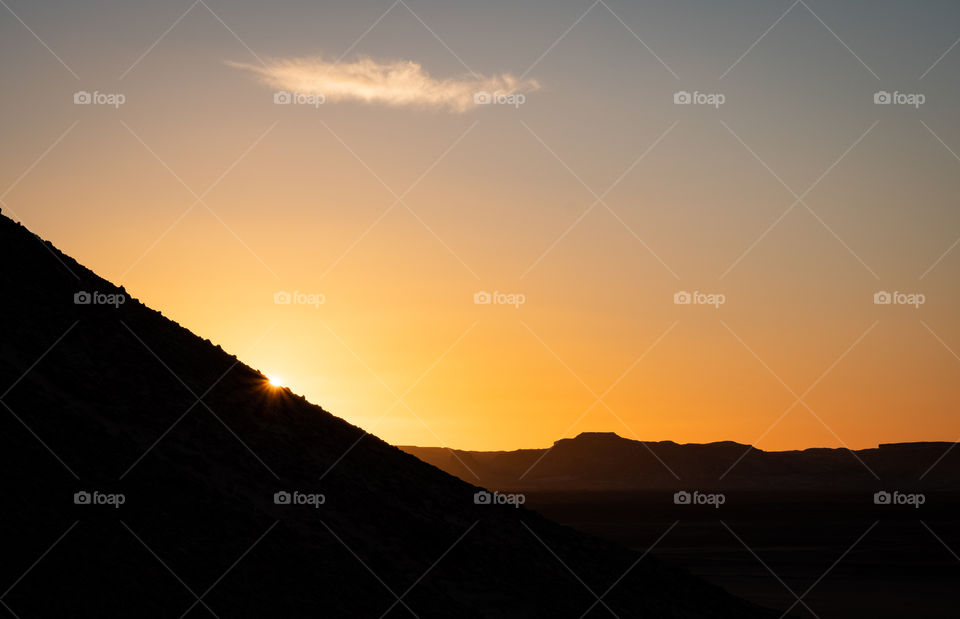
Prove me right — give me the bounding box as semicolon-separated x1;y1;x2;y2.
526;491;960;619
401;434;960;617
0;212;778;617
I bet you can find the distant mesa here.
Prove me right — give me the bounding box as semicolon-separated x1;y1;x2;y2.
400;431;959;493
562;431;624;442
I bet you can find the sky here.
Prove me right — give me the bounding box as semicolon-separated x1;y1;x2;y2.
2;0;960;451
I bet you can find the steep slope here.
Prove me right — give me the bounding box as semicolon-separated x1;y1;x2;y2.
0;213;778;618
400;432;960;492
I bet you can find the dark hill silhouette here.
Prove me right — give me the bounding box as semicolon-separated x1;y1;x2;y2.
399;432;960;492
0;212;778;617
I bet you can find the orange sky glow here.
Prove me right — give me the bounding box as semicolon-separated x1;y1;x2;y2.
3;0;960;451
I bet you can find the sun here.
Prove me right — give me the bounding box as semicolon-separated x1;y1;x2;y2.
268;375;284;388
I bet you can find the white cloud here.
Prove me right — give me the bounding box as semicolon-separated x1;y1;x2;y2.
230;57;539;112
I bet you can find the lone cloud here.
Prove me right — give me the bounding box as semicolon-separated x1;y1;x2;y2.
231;56;540;112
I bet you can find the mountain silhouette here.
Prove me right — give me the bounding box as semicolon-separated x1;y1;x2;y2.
400;432;960;492
0;212;779;617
